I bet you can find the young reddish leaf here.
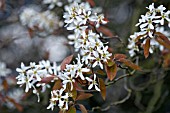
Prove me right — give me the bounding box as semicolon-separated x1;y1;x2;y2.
105;63;117;81
98;26;113;37
155;32;170;44
114;54;127;60
74;82;83;91
98;78;106;100
79;104;88;113
86;0;95;6
67;106;76;113
52;79;62;90
61;55;74;71
156;35;170;50
76;78;88;86
119;58;141;70
40;76;55;83
135;34;146;42
6;96;23;112
28;28;34;38
143;38;150;58
96;70;106;76
76;93;93;101
2;79;8;91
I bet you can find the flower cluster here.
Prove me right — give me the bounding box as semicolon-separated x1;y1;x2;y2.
128;3;170;57
0;61;11;77
6;89;24;109
16;60;57;101
17;0;111;111
47;54;101;110
47;88;69;111
20;7;63;35
64;1;111;69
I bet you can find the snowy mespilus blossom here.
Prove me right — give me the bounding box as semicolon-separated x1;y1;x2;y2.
17;0;111;111
63;1;111;69
128;3;170;57
16;60;58;101
86;74;100;91
20;7;63;35
0;61;11;77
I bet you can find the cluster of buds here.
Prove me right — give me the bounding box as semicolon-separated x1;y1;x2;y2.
128;3;170;57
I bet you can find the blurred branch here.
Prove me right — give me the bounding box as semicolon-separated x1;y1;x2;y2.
143;80;163;113
91;77;132;112
134;91;145;111
106;70;135;86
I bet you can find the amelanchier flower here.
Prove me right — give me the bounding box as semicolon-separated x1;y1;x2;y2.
86;74;100;91
128;3;170;57
0;61;11;77
47;88;69;110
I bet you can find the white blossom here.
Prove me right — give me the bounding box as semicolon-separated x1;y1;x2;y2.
86;74;100;91
0;61;11;77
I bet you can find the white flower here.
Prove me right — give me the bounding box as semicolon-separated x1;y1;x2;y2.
6;89;24;109
75;55;90;80
91;13;108;28
86;74;100;91
99;46;112;62
156;5;166;13
39;60;53;74
16;62;29;75
36;83;50;92
27;67;45;81
59;72;75;91
128;32;140;57
0;61;11;77
80;10;92;24
47;88;69;110
91;51;103;69
146;3;155;12
16;74;33;92
67;21;88;34
159;11;170;25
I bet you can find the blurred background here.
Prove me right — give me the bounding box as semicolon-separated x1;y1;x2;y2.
0;0;170;113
